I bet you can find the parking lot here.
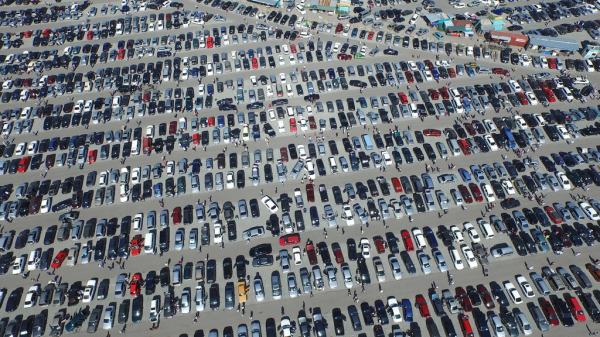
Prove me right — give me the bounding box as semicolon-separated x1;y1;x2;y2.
1;0;600;336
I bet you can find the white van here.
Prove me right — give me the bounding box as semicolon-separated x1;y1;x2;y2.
144;231;156;254
328;157;338;173
131;140;140;155
449;247;464;270
478;221;495;239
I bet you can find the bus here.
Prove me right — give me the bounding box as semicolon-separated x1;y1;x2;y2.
502;127;517;149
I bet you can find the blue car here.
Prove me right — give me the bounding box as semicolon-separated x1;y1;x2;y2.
458;168;472;182
402;299;413;322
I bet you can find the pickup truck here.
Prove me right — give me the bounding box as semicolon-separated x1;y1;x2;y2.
442;289;461;314
428;288;445;316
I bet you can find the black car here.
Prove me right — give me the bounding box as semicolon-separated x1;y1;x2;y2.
332;308;345;335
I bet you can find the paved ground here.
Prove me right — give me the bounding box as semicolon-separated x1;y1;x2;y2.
1;0;600;336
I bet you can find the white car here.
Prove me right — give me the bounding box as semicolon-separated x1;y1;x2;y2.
226;171;235;189
15;142;26;156
502;179;517;195
516;275;535;298
150;298;160;323
460;244;478;269
133;213;143;231
27;248;41;271
503;281;523;304
342;204;355;226
412;228;426;249
450;225;464;243
484;134;498;151
261;196;279;213
23;284;40;308
213;222;223;244
341;264;353;289
359;238;371;258
82;279;97;303
281;317;293;337
556;172;572;190
12;255;25;275
131;167;141;184
514;115;527;129
292;246;302;265
556;125;571;139
40;197;52;214
387;296;403;323
463;222;481;243
580;202;600;220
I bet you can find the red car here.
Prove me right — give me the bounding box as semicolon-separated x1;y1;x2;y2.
192;133;201;145
423;129;442;137
308;116;317;130
306;183;315;202
401;230;414;251
251;57;258;69
306;240;318;265
458;185;474;204
169;121;177;134
130;273;143;297
476;284;495;309
391;177;403;193
439;87;450;99
539;298;560;326
51;249;69;269
455;287;473;312
468;183;483;202
87;149;97;164
206;36;214;48
279;147;289;163
130;234;143;256
516;92;529;105
289;117;297;133
117;48;125;60
279;233;301;247
367;31;374;40
458;314;475;337
398;92;409;104
172;207;182;225
17;156;31;173
415;294;430;318
405;71;414;84
207;116;216;127
373;236;386;254
544;205;563;224
429;89;440;100
457;139;471;155
332;243;345;264
86;31;94;40
565;294;586;322
543;88;557;102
